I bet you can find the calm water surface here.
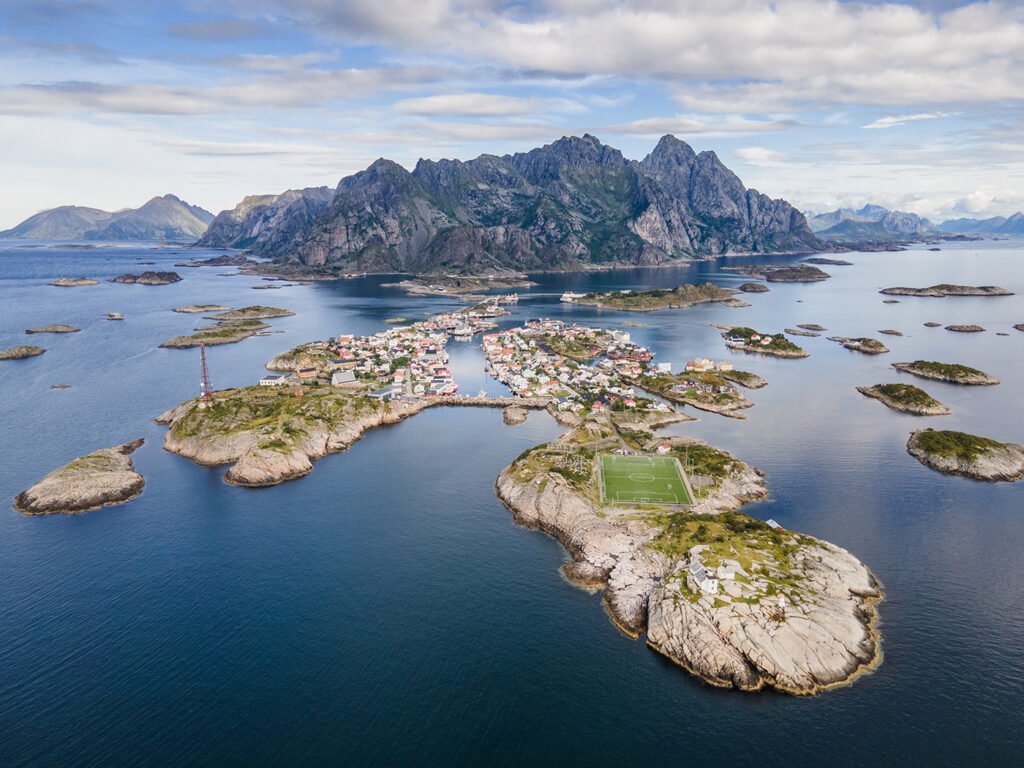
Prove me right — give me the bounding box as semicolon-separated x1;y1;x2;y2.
0;241;1022;766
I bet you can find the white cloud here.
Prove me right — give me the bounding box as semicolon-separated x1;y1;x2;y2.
604;115;798;137
734;146;788;167
863;112;954;129
393;92;582;117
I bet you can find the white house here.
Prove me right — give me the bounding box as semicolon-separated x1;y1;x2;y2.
331;370;357;386
259;374;291;386
689;558;719;595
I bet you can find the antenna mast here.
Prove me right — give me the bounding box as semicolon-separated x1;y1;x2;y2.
199;343;214;402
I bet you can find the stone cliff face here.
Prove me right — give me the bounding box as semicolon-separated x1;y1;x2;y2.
197;187;334;255
205;135;820;274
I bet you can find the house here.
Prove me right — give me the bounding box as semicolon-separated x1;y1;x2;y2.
689;558;719;595
368;385;402;401
296;368;318;380
684;358;714;373
331;370;357;386
655;362;672;374
766;518;784;531
655;443;671;455
259;374;291;386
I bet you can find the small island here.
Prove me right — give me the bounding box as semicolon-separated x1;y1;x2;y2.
880;284;1013;297
173;304;232;314
384;275;534;297
175;254;255;268
51;277;98;287
737;282;769;293
907;430;1024;482
719;369;767;389
1;345;46;360
785;327;819;337
25;324;79;335
725;264;830;282
924;322;942;328
571;283;742;312
803;257;852;266
829;337;889;355
798;324;827;332
111;271;183;285
724;327;809;358
14;439;146;515
878;329;903;336
945;324;985;333
160;319;270;349
206;306;294;321
1015;324;1024;332
892;360;998;385
857;384;950;415
638;369;754;419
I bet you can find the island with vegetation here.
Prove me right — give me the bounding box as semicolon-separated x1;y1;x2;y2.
51;277;98;287
857;384;950;415
829;337;889;355
175;254;255;268
161;306;293;349
945;324;985;333
723;327;809;358
14;440;145;515
724;264;831;282
206;306;294;321
1;345;46;360
173;304;232;314
383;275;534;297
907;430;1024;482
719;369;767;389
25;324;79;334
111;271;183;285
737;282;769;293
637;370;754;419
785;327;820;337
803;257;852;266
893;360;998;385
880;284;1013;297
496;424;882;694
572;282;743;312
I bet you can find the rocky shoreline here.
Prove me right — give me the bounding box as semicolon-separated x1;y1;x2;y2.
51;277;98;287
907;430;1024;482
573;283;742;312
495;434;882;694
829;337;889;355
111;271;183;285
14;439;146;515
880;284;1013;297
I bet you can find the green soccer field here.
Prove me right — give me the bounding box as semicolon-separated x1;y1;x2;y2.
598;454;692;505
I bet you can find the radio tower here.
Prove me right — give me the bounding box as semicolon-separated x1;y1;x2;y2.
199;342;214;402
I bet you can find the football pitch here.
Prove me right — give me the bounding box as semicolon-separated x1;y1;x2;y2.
598;454;692;505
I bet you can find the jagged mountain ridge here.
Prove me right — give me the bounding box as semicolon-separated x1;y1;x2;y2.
196;187;334;255
0;194;214;241
939;212;1024;234
203;134;821;274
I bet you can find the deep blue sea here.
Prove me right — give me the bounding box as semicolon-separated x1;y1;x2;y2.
0;240;1022;766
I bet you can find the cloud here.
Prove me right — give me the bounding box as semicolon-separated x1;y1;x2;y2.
393;92;582;117
734;146;788;167
863;112;954;129
604;115;799;137
168;19;272;41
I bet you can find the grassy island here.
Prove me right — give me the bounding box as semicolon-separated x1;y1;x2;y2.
160;319;270;348
892;360;998;385
574;282;740;312
1;345;46;360
639;370;753;418
831;337;889;355
857;383;950;415
907;430;1024;482
207;306;294;321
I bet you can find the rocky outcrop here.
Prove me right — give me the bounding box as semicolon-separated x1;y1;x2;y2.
495;442;881;694
197;187;334;255
111;271;182;285
503;406;528;425
945;324;985;333
14;439;145;514
25;324;79;334
880;284;1013;297
175;254;255;268
907;430;1024;482
51;277;98;287
893;360;998;385
738;282;769;293
726;264;830;282
173;304;232;314
0;345;45;360
209;135;820;275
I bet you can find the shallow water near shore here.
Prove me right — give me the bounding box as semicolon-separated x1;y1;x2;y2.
1;240;1022;765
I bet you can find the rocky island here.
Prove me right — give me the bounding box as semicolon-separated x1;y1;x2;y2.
719;370;768;389
161;306;293;348
945;324;985;333
496;426;882;694
737;282;769;293
173;304;232;314
637;370;754;419
880;284;1013;297
572;283;743;312
907;430;1024;482
857;384;950;415
50;277;98;287
725;264;831;282
111;271;183;285
384;275;534;297
25;324;79;334
14;439;146;515
785;328;820;337
1;345;45;360
892;360;998;385
207;306;294;321
829;337;889;355
803;257;852;265
723;327;809;358
175;254;255;268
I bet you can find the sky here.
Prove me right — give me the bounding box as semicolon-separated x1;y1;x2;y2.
1;0;1023;228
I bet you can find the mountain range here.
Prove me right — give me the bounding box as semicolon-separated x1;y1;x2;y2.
0;194;214;241
937;213;1024;235
807;204;934;240
199;134;822;274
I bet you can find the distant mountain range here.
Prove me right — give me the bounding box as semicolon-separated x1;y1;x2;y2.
199;134;822;275
807;204;1024;240
0;194;214;241
937;212;1024;235
807;205;934;240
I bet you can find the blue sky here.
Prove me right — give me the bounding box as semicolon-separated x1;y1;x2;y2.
1;0;1023;227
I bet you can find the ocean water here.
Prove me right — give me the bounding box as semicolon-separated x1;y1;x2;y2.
0;240;1022;766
